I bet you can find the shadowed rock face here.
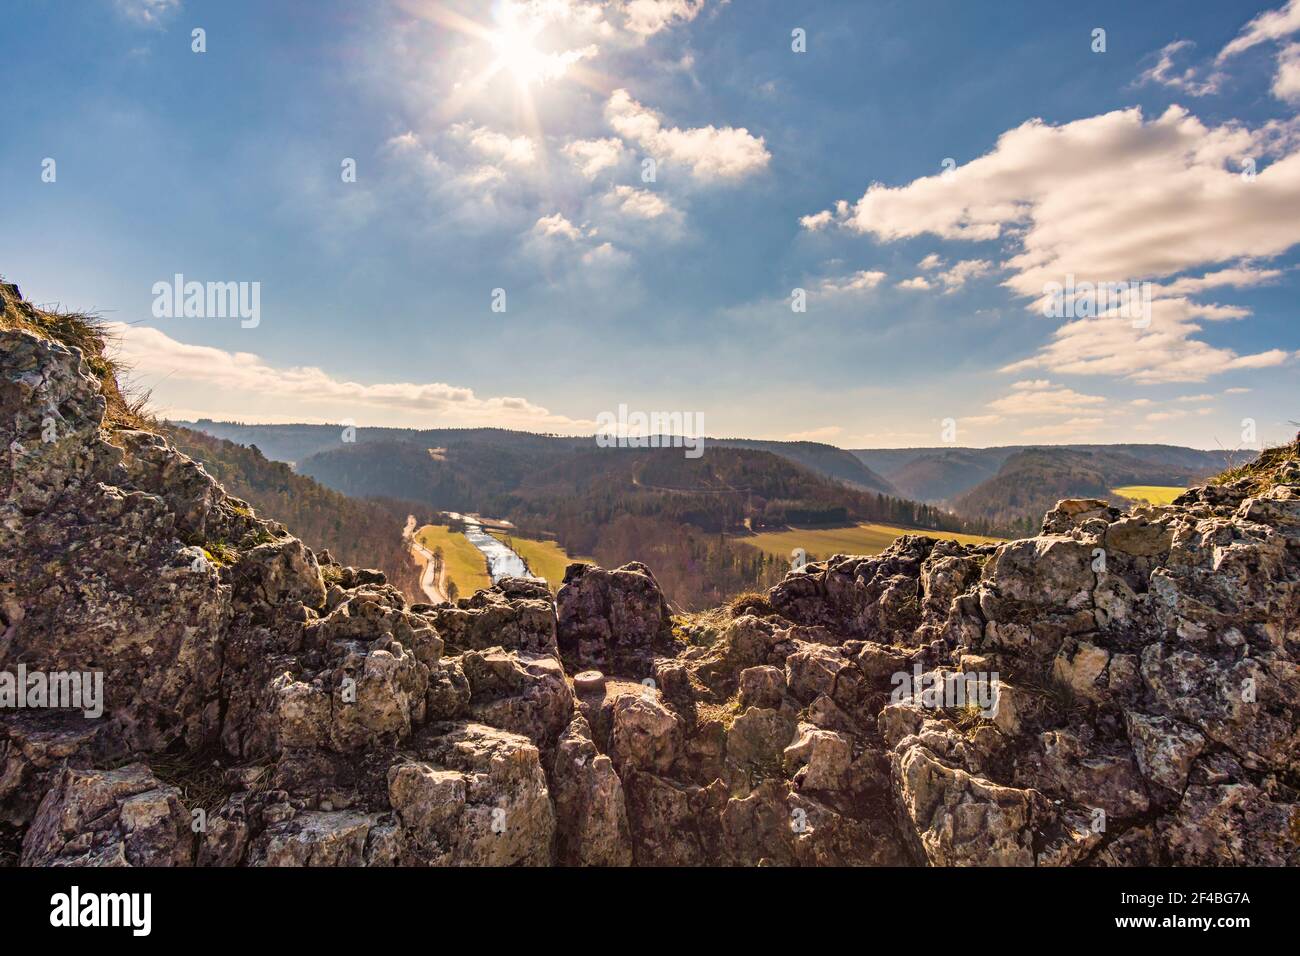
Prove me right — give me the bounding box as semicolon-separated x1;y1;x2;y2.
555;561;676;678
2;281;1298;867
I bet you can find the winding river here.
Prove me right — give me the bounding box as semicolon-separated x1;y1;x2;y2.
444;513;536;583
463;522;531;581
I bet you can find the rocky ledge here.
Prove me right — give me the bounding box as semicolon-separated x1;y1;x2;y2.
2;281;1297;866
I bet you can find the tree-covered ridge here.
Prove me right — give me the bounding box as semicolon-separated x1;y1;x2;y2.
165;425;428;601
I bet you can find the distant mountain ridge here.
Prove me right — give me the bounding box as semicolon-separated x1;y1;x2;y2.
852;443;1239;504
708;438;896;494
178;421;898;494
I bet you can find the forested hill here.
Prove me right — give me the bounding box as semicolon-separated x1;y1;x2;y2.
165;425;429;601
178;421;896;494
293;440;964;539
853;443;1237;503
948;446;1232;535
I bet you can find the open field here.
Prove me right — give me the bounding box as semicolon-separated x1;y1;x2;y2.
738;523;1005;562
1111;485;1185;505
415;524;491;597
491;532;588;591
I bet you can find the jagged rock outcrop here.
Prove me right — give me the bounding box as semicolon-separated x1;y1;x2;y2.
556;562;676;677
2;280;1297;867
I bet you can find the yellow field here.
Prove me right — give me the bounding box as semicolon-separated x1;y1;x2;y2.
492;533;587;591
415;524;491;596
739;523;1004;562
1111;485;1185;505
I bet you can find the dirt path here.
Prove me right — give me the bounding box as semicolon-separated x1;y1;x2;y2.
405;516;448;604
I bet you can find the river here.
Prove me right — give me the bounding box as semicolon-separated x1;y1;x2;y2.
463;523;531;581
443;513;538;584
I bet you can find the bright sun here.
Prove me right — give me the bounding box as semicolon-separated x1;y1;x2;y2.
489;22;550;88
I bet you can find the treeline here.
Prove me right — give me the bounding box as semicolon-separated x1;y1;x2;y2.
165;426;429;601
587;515;790;611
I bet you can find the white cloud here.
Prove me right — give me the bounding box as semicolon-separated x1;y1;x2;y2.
799;208;839;231
383;128;527;203
606;184;677;220
450;122;537;166
896;259;993;292
622;0;704;37
1160;265;1283;295
1274;42;1300;102
534;213;586;240
936;258;995;292
987;379;1108;417
562;137;626;178
581;241;633;268
818;270;887;294
386;131;421;153
1217;0;1300;62
464;165;508;188
807;106;1300;293
606;88;770;181
115;0;179;25
804;104;1300;382
107;323;591;431
1002;296;1290;383
1138;41;1223;97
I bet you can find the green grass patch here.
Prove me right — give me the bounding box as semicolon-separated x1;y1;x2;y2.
415;524;492;596
738;522;1003;563
1111;485;1185;505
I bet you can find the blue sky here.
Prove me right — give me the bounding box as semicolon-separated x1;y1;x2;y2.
3;0;1298;449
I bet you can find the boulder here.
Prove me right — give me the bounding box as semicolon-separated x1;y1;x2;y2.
556;562;675;676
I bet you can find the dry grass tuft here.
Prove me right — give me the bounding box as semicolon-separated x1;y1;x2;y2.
1210;433;1300;495
0;280;156;433
726;591;776;618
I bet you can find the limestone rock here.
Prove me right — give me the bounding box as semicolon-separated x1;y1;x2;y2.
21;764;192;867
556;562;675;676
